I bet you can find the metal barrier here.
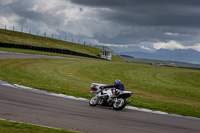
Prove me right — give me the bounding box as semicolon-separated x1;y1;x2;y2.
0;42;101;59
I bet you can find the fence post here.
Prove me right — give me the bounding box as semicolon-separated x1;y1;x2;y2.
52;34;54;38
21;27;23;32
13;26;15;31
78;39;80;44
29;29;31;34
84;41;86;45
44;32;46;37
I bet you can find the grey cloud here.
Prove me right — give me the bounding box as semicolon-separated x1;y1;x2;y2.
68;0;200;47
70;0;200;28
1;0;200;52
7;1;64;27
69;0;200;9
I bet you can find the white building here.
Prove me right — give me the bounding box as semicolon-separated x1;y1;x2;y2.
100;51;112;61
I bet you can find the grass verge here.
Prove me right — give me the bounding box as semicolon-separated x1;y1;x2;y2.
0;29;102;58
0;120;79;133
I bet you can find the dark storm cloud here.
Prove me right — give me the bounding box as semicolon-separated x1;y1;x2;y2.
70;0;198;7
68;0;200;49
70;0;200;28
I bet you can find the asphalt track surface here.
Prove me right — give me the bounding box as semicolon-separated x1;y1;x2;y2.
0;51;81;60
0;52;200;133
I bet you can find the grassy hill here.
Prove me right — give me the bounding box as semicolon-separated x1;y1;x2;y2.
0;29;122;62
0;29;200;118
0;29;98;55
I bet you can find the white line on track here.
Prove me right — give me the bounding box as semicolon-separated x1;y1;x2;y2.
0;51;8;53
0;80;200;121
0;51;83;60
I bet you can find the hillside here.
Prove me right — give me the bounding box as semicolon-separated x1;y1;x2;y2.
0;29;122;62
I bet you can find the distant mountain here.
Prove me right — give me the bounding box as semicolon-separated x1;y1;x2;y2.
121;49;200;64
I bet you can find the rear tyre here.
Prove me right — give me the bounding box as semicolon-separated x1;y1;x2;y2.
89;96;99;106
113;98;126;110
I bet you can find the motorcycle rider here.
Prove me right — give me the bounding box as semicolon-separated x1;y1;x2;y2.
101;79;125;96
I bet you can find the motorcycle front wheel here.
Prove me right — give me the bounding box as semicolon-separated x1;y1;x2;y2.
89;96;99;106
113;98;126;110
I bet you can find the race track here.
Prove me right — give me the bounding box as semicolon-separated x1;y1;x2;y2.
0;51;81;60
0;52;200;133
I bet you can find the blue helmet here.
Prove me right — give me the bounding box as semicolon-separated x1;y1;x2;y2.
114;79;121;85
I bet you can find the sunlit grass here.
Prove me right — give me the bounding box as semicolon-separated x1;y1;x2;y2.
0;120;78;133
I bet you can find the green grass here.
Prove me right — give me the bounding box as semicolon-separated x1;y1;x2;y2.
0;120;78;133
0;29;123;62
0;58;200;117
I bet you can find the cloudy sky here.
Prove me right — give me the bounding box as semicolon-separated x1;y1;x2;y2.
1;0;200;53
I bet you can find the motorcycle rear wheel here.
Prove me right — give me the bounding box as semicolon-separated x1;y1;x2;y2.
113;98;126;110
89;96;99;106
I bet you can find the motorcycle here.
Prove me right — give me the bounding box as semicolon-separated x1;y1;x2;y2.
89;83;133;110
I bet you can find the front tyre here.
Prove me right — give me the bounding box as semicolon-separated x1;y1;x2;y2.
113;98;126;110
89;96;99;106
